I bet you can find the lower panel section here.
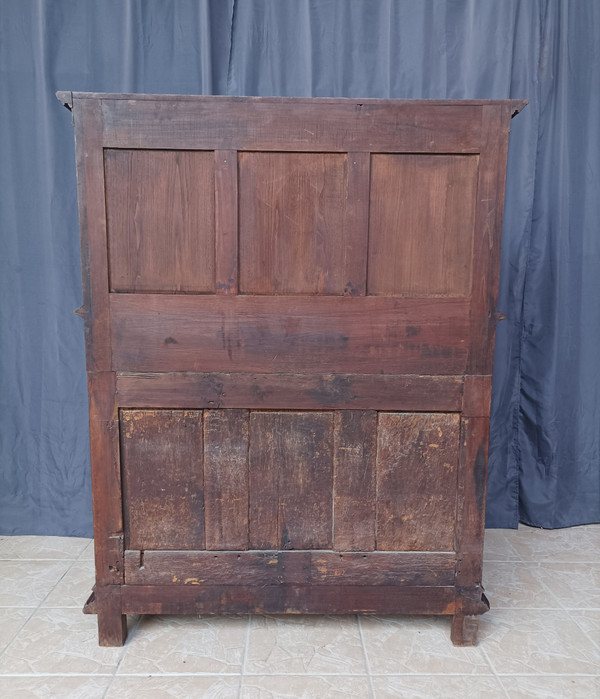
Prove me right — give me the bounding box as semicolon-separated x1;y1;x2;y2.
124;550;456;587
120;584;458;616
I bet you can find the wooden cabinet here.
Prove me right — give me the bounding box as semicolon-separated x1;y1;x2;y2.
59;92;525;646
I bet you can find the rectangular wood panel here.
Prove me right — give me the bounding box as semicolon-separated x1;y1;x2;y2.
333;411;377;551
109;294;470;375
100;97;484;152
120;410;204;550
239;152;366;295
104;149;215;293
376;413;460;551
116;372;464;412
249;412;333;550
368;154;478;296
203;409;249;550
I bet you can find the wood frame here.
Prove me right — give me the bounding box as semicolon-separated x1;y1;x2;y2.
59;92;526;648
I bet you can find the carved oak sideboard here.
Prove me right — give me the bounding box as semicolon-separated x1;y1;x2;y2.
59;92;525;646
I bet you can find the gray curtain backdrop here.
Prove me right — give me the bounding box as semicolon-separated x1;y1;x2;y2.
1;0;598;535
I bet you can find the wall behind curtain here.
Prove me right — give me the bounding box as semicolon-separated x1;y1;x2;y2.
0;0;598;535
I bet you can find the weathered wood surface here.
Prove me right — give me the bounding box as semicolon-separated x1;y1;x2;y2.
116;372;464;412
64;94;524;647
124;550;455;587
110;294;470;375
120;584;457;616
120;410;205;550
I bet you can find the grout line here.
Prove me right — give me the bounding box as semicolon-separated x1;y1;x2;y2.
480;644;511;699
237;615;251;699
356;615;375;699
1;672;599;678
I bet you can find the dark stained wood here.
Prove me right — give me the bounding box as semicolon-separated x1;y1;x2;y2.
239;152;351;294
455;417;490;587
73;99;111;371
87;372;123;586
120;410;205;550
109;294;470;375
121;584;457;616
468;104;512;375
65;94;524;647
116;372;464;412
462;375;493;417
368;154;478;297
101;97;483;153
95;585;127;647
124;550;454;587
203;409;249;550
249;412;333;550
104;149;215;293
333;411;377;551
214;150;238;294
376;413;460;551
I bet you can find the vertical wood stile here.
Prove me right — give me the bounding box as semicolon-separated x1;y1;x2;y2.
215;150;239;294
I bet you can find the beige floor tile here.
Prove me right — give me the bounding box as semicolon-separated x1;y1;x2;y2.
500;675;600;699
509;525;600;563
41;560;95;608
371;675;507;698
245;615;365;675
0;608;36;653
482;562;561;609
0;560;71;606
533;562;600;609
0;676;111;698
0;608;125;674
107;675;240;698
479;608;600;675
241;675;372;698
0;536;91;560
117;615;246;675
77;540;95;560
484;529;522;561
360;616;490;675
568;610;600;648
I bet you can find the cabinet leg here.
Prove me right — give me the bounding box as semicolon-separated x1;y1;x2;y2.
96;589;127;646
451;613;479;646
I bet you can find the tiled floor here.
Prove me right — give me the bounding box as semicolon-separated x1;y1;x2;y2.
0;526;599;698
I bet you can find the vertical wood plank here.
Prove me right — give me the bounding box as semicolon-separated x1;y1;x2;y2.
104;149;215;293
367;153;479;297
343;153;370;296
204;409;249;550
455;417;489;586
73;99;110;371
249;412;334;550
468;104;512;374
376;413;460;551
238;152;351;294
215;150;239;294
87;372;123;586
120;410;205;551
333;410;377;550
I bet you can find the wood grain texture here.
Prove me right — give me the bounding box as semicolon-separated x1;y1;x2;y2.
462;375;493;417
116;372;464;412
239;152;350;294
376;413;460;551
120;410;205;550
124;550;454;587
455;417;490;586
214;150;238;294
368;154;478;297
120;584;456;616
109;294;470;375
104;149;215;293
100;97;483;153
249;412;333;550
203;409;249;550
333;411;377;551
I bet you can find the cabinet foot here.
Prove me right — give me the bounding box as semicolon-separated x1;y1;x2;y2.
94;587;127;646
451;613;479;646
